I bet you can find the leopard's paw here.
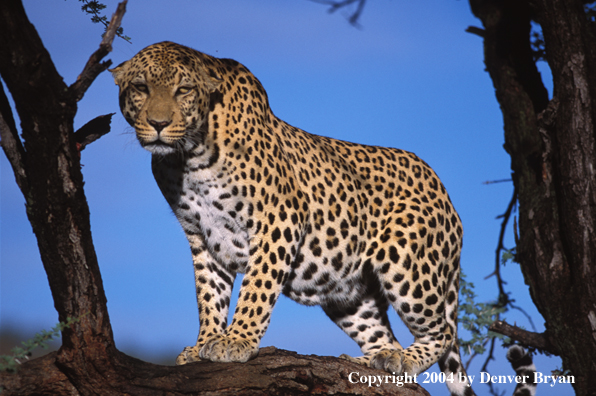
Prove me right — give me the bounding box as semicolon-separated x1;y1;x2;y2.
339;354;371;367
176;345;201;365
199;334;259;363
370;348;413;375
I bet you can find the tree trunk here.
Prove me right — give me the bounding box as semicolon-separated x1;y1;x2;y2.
469;0;596;395
0;1;429;394
0;1;118;394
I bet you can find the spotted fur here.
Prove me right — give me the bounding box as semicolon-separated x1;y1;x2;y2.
507;345;537;396
111;41;472;395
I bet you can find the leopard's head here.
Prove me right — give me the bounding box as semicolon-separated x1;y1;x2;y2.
110;42;222;155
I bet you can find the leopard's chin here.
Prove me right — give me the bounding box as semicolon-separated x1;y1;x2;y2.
142;140;178;156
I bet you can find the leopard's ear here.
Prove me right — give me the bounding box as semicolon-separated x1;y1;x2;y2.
109;61;129;91
202;67;223;93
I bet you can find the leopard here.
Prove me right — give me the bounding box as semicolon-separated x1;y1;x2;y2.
111;41;474;396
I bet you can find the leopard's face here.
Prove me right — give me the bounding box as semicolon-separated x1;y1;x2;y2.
110;42;222;155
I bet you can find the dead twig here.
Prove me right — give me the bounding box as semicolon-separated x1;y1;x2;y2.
310;0;367;26
74;113;115;151
68;1;128;102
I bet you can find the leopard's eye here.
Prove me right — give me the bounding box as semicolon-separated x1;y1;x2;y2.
132;83;148;93
176;86;194;96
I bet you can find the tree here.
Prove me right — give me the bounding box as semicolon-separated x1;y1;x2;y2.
468;1;596;395
0;1;428;394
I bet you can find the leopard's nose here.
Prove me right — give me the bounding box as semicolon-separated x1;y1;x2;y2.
147;118;172;133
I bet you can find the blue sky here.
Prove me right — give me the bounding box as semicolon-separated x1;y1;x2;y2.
1;1;572;395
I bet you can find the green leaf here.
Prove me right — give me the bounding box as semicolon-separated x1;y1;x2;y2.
1;316;82;372
74;0;131;43
458;271;510;356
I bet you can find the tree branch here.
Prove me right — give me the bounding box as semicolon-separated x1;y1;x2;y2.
68;1;128;102
74;113;114;151
490;320;559;355
0;347;430;396
0;81;28;193
310;0;367;26
486;187;517;300
465;26;485;37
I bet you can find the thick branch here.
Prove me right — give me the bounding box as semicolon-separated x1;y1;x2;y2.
489;321;559;356
0;82;27;193
74;113;114;151
68;1;127;102
0;347;429;396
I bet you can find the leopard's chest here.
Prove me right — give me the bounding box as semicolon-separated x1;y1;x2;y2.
152;158;251;272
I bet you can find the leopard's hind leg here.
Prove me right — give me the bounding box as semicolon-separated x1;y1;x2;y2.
322;261;403;367
380;252;475;396
323;295;403;367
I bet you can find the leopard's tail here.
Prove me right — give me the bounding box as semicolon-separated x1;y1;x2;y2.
506;344;537;396
438;257;476;396
438;341;476;396
438;343;537;396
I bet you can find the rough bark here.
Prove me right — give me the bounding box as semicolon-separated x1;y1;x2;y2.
469;0;596;395
0;347;429;396
0;1;428;395
0;0;120;393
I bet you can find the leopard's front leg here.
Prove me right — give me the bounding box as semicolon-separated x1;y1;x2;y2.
176;234;236;365
198;236;289;363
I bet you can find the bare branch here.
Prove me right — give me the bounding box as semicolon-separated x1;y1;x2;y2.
466;26;485;38
74;113;114;151
482;178;512;184
347;0;366;26
472;186;538;379
310;0;367;26
68;1;128;102
480;337;497;373
0;81;27;193
481;338;503;396
464;337;492;372
487;187;517;302
490;320;559;355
